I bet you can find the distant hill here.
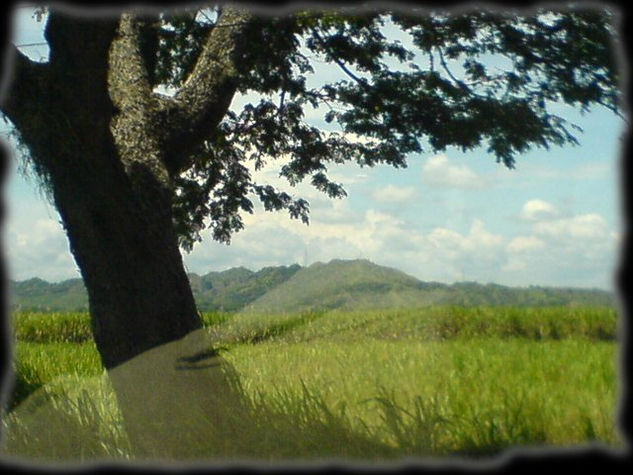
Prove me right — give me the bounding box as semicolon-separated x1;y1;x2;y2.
8;259;615;312
242;259;616;314
187;264;301;312
8;264;301;312
242;259;440;313
9;277;89;312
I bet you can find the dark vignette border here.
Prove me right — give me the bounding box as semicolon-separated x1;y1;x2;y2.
0;0;630;473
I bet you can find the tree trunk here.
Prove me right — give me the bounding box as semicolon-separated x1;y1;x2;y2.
1;11;255;457
53;143;203;370
107;328;254;460
2;13;203;370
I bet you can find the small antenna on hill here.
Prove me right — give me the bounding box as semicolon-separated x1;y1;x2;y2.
303;245;308;268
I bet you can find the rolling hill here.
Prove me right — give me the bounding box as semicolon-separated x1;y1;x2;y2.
241;259;444;313
187;264;301;311
8;277;89;312
8;259;615;312
241;259;616;313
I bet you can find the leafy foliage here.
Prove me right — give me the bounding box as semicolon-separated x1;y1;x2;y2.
135;5;621;249
3;5;624;251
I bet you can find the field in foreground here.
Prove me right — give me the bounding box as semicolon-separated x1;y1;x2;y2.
1;306;624;462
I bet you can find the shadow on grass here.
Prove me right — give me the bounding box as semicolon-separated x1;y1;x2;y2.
1;328;398;465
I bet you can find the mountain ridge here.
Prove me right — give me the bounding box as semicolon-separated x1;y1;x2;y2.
8;259;616;312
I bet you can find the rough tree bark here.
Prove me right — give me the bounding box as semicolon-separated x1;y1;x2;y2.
1;8;255;456
2;8;251;370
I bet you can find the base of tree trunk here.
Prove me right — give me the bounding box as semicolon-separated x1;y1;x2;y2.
107;328;254;460
1;328;257;462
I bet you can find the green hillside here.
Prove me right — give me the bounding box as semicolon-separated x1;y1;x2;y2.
8;259;615;313
9;278;89;312
241;259;440;313
8;265;301;312
188;264;301;311
242;259;616;314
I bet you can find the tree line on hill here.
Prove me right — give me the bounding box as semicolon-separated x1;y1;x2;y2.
9;259;616;313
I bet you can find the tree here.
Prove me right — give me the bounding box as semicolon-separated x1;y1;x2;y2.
1;4;621;369
0;2;624;459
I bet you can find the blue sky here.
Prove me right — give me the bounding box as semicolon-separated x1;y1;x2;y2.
1;5;627;290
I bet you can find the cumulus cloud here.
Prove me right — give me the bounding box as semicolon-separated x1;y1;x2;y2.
533;213;609;240
462;219;505;253
501;202;619;288
506;236;546;253
423;219;506;269
187;188;619;289
248;211;509;284
519;199;559;221
6;218;79;281
421;153;490;189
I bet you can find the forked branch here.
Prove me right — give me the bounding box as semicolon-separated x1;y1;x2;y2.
156;7;255;177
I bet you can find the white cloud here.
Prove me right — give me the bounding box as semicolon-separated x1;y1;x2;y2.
421;153;490;189
501;208;619;288
6;218;79;281
427;227;463;250
506;236;546;253
462;219;505;253
533;213;608;240
519;199;559;221
402;219;507;280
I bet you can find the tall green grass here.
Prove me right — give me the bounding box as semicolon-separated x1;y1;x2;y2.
2;306;622;461
10;311;233;343
8;342;103;410
224;338;619;452
10;306;618;347
212;306;618;345
11;312;93;343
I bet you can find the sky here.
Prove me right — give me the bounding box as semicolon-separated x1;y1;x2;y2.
1;4;628;291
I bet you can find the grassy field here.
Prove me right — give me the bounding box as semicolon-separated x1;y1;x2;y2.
1;306;624;462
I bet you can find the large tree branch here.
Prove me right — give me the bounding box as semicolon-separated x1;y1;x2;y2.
2;12;119;195
108;12;171;187
156;7;255;176
0;45;50;130
45;10;118;78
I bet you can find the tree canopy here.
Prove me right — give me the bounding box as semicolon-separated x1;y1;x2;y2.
9;4;623;251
